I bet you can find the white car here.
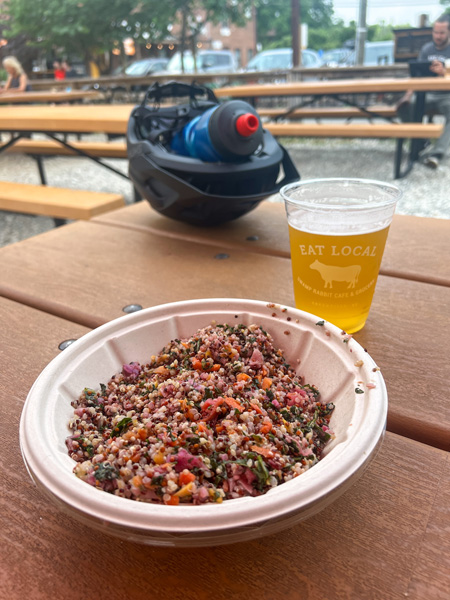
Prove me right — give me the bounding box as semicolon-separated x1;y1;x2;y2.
163;50;236;74
245;48;323;71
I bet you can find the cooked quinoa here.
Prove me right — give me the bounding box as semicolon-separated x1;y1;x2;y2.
66;323;335;504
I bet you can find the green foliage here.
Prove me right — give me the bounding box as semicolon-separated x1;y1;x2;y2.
255;1;394;52
367;23;394;42
1;0;252;64
308;22;356;51
256;0;334;49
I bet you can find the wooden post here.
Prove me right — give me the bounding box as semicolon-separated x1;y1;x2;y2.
291;0;300;68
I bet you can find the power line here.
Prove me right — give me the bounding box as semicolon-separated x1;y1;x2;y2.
334;1;442;6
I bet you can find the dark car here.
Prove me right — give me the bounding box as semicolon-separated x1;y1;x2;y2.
108;57;170;98
124;57;169;76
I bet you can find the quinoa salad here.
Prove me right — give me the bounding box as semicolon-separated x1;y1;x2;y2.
66;323;335;505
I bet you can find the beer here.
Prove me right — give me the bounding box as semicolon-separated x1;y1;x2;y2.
282;178;401;333
288;224;390;333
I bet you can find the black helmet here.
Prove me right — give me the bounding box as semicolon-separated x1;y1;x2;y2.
127;81;300;226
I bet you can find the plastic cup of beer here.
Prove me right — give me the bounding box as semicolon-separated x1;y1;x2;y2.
281;178;401;333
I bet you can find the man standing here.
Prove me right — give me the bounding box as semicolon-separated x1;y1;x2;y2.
397;14;450;169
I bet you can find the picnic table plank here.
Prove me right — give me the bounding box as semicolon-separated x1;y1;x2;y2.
0;220;448;449
93;201;450;287
0;300;448;599
0;90;104;104
215;76;450;98
406;452;450;600
0;103;134;134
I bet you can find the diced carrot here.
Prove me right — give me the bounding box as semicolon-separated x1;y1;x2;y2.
197;422;208;433
131;475;143;487
215;424;225;433
131;453;141;463
211;364;221;371
154;365;169;375
250;445;274;458
236;372;251;382
165;494;180;505
255;375;262;384
179;470;196;485
250;403;263;414
186;409;196;421
260;423;273;434
262;377;273;390
224;397;244;412
191;358;203;370
137;428;147;440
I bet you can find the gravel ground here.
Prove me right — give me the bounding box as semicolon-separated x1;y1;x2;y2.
1;134;449;248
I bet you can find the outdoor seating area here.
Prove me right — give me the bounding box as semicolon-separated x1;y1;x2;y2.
1;7;450;598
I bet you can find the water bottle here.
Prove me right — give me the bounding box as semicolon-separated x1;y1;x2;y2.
171;100;263;162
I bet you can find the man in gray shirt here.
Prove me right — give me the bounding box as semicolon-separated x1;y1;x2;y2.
397;13;450;168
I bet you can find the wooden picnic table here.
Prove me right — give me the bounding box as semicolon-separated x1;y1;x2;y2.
0;203;449;599
215;76;450;98
0;104;135;186
0;203;449;452
0;103;134;134
0;89;104;104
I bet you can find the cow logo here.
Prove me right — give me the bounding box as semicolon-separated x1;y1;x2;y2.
310;259;361;289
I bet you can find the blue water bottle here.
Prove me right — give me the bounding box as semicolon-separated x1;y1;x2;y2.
171;100;263;162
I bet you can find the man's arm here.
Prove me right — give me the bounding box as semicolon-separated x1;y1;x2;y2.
430;60;446;76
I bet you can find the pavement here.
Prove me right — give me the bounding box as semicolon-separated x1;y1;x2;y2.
1;135;449;248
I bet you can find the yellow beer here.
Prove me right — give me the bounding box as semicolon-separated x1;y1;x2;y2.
288;225;390;333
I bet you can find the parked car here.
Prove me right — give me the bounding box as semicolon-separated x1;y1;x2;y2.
337;41;395;67
124;57;170;76
245;48;323;71
163;50;236;74
106;57;170;96
321;48;355;67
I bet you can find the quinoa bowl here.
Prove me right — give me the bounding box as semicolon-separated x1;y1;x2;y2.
20;298;387;547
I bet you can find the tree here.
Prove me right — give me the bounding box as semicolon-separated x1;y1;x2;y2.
156;0;253;71
255;0;334;50
1;0;254;73
1;0;172;69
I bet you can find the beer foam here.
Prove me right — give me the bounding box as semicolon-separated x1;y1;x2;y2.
287;206;394;235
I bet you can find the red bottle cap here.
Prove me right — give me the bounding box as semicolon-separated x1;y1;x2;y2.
235;113;260;137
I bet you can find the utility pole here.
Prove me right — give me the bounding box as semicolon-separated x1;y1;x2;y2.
291;0;301;68
355;0;367;65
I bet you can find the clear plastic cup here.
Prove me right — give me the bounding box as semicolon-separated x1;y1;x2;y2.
281;178;401;333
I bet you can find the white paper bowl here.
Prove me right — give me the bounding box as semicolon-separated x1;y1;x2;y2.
20;299;387;547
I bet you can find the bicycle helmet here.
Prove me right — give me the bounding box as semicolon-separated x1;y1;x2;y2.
127;81;300;226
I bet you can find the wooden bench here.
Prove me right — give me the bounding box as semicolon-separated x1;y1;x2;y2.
264;121;442;139
0;181;125;226
264;121;443;178
4;138;128;158
257;105;398;121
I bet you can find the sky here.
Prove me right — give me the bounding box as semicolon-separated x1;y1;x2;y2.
332;1;446;27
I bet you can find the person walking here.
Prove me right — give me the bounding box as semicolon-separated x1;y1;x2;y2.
0;56;31;93
397;13;450;169
53;60;66;80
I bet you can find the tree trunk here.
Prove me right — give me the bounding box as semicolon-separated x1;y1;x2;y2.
181;8;188;73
